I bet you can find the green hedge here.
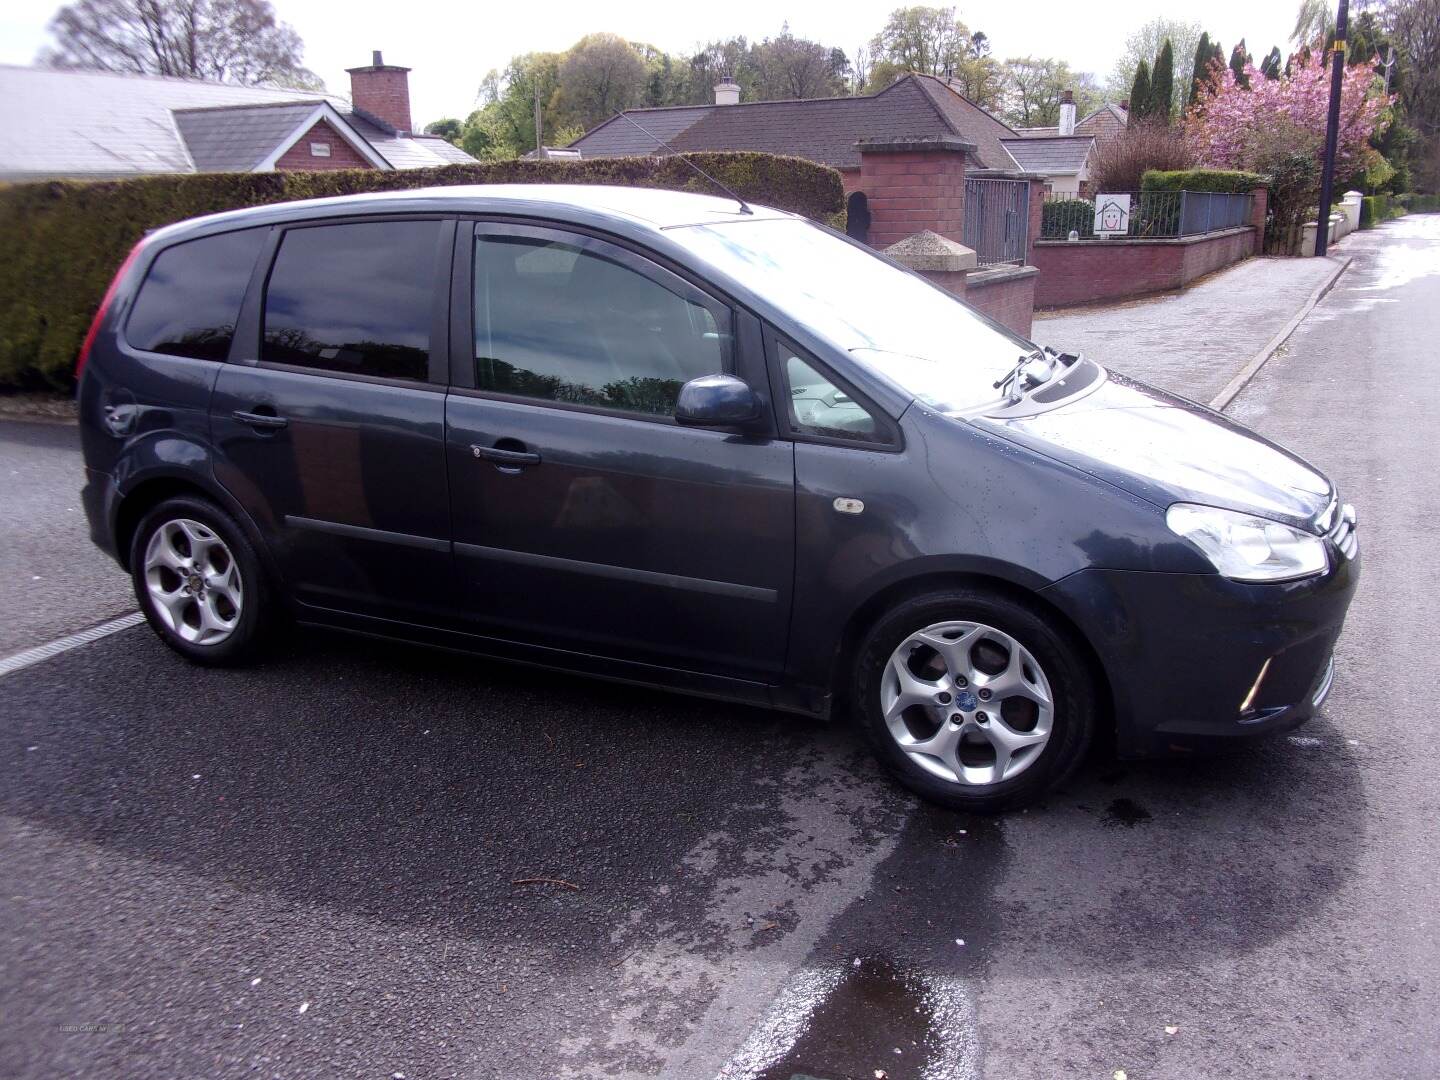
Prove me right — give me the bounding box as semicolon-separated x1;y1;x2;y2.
1361;192;1410;227
1401;192;1440;213
1040;198;1095;239
0;153;844;389
1141;168;1268;194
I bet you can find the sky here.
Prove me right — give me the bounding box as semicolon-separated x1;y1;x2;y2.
0;0;1299;128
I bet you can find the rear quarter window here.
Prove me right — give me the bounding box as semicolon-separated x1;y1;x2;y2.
125;229;266;361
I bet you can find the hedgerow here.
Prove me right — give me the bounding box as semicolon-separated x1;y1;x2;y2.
1140;168;1268;194
0;153;844;389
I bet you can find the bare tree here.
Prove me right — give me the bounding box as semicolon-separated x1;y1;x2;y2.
753;25;846;100
38;0;320;87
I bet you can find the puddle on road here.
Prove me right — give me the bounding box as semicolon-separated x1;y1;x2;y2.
755;957;937;1080
1102;797;1153;827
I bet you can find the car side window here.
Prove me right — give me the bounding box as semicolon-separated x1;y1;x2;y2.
125;228;267;361
473;232;730;417
779;342;887;444
262;220;440;382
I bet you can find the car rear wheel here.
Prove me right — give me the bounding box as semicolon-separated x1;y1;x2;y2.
853;587;1095;812
130;494;271;666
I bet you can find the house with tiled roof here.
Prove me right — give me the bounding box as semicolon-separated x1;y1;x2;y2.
1014;98;1128;142
1002;134;1096;196
568;73;1027;189
1004;91;1127;196
0;51;475;182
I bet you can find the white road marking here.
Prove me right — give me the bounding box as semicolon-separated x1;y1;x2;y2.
0;612;145;678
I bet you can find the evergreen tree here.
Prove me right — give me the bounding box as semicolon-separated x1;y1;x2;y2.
1129;58;1152;118
1259;45;1282;80
1229;40;1251;88
1189;31;1212;104
1149;39;1175;121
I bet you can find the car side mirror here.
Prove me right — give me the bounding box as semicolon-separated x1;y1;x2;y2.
674;374;761;428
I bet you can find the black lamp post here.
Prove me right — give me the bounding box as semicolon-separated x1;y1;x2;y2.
1315;0;1350;256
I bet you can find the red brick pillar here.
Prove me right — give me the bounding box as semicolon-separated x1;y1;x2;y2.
856;135;975;249
1249;186;1269;255
1026;177;1045;267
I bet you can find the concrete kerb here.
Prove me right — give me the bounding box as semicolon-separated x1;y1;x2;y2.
1208;256;1352;412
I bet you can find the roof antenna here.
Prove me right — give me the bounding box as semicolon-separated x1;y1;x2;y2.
614;111;753;215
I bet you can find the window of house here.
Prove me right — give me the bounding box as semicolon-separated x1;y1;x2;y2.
125;228;267;361
309;142;331;157
262;220;439;382
779;342;886;444
473;233;729;417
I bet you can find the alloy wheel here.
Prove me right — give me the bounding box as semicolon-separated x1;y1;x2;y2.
143;518;243;646
880;620;1054;787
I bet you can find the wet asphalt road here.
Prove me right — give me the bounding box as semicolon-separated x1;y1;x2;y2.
2;217;1438;1079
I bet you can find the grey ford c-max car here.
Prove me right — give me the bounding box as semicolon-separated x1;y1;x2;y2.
77;185;1358;811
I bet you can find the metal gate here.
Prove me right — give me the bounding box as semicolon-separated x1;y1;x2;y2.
963;178;1029;266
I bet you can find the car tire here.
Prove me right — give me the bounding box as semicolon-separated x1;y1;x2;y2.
129;494;273;666
852;586;1096;812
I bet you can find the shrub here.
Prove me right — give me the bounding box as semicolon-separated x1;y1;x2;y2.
1361;192;1409;227
1040;198;1095;238
0;153;844;389
1141;168;1267;193
1406;192;1440;213
1090;119;1194;192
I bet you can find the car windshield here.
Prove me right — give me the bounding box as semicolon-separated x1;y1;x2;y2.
667;217;1036;413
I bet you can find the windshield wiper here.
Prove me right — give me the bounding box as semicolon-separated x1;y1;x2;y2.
994;348;1053;403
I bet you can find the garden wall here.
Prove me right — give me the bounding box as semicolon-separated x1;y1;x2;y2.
1031;226;1256;309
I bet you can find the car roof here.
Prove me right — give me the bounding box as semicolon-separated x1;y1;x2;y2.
147;183;791;245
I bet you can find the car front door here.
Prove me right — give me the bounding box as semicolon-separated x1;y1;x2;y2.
210;217;457;624
444;222;795;684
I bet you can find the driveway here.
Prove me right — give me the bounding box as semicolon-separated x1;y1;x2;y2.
2;216;1437;1079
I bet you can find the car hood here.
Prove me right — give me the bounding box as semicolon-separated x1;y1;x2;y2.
971;373;1333;530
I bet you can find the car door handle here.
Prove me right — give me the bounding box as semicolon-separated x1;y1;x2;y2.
471;444;541;467
233;409;289;431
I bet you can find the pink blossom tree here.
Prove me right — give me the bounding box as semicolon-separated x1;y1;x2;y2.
1185;50;1389;250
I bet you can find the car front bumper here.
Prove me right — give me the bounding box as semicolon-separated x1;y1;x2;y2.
1041;546;1359;757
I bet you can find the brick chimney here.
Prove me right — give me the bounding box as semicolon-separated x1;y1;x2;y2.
713;77;740;105
347;50;413;135
1059;89;1076;135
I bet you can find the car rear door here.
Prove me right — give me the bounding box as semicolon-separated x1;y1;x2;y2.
210;216;457;624
444;221;795;684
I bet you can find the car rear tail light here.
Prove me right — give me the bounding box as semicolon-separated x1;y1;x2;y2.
75;237;148;380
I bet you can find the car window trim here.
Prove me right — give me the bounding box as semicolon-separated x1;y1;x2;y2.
764;327;903;452
237;214;453;388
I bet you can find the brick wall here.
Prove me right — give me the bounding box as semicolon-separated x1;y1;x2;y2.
963;266;1038;337
1249;186;1269;255
1031;227;1256;308
273;119;375;171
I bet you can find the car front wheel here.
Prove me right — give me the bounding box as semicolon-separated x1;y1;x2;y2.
853;587;1096;812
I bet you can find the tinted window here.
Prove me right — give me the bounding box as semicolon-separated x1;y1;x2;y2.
474;234;728;416
782;345;884;444
125;229;266;361
262;221;438;382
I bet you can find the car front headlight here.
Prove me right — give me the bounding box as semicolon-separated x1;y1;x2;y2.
1166;503;1328;582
